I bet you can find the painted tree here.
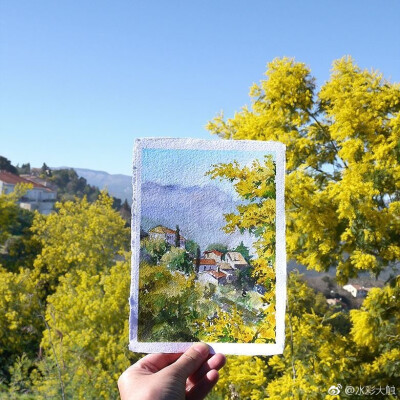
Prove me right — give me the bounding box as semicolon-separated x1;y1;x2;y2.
160;247;194;275
138;262;202;342
175;224;180;247
141;237;170;264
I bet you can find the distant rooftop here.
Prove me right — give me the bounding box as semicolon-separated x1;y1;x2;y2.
0;170;54;192
204;249;223;256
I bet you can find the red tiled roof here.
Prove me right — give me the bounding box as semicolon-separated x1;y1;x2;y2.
204;250;223;256
196;259;216;265
0;170;51;191
208;270;226;279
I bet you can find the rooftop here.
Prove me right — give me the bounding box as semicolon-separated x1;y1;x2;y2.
0;170;53;192
207;270;226;279
194;259;217;265
226;251;248;264
149;225;178;235
204;249;223;256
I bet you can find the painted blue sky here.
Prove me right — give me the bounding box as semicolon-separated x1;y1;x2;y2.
1;0;399;175
142;148;275;199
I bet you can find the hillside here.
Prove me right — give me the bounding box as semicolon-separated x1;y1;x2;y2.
74;168;132;204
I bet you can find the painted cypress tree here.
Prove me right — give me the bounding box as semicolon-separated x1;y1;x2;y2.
175;225;180;248
195;246;201;273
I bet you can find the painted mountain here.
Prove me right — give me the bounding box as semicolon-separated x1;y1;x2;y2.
141;181;254;253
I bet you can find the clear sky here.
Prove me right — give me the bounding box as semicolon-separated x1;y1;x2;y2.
1;0;399;175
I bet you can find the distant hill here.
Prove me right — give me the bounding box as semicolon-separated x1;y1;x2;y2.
140;181;254;252
74;168;132;204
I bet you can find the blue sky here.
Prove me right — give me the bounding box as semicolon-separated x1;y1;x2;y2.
1;0;399;175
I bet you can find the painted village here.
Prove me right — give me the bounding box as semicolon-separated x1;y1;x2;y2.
139;223;270;340
147;225;267;294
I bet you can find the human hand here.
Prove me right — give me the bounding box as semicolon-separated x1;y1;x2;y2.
118;343;226;400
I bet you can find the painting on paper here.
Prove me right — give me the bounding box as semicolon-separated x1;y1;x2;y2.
129;138;286;355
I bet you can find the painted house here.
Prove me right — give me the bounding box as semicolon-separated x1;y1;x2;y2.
225;251;248;270
218;262;237;283
343;284;368;298
194;258;217;273
203;249;223;263
198;270;227;286
0;170;56;215
148;225;186;248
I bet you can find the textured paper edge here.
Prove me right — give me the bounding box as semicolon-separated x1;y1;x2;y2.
129;138;286;356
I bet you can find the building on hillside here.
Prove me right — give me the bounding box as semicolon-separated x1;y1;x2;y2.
342;284;369;298
148;225;186;248
194;258;217;273
218;262;237;283
225;251;248;270
0;170;57;215
20;174;57;191
198;270;228;286
204;249;223;263
326;298;343;307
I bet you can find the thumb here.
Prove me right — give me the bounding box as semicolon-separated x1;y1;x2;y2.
168;343;210;381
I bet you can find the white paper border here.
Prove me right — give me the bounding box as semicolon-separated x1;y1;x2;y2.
129;138;286;356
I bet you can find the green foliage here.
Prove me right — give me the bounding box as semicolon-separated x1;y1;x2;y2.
160;246;194;274
233;241;252;263
0;155;18;174
206;243;228;254
138;263;201;342
49;168;100;202
141;237;170;263
16;163;31;175
175;224;180;247
185;239;199;256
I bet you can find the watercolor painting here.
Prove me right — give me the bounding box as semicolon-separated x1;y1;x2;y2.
130;139;286;356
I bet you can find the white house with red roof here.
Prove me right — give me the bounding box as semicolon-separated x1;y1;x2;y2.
203;249;223;263
0;170;57;215
193;258;217;273
198;269;228;286
343;284;369;298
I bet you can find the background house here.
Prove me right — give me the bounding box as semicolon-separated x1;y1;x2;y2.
198;270;227;286
343;284;368;298
194;258;217;273
148;225;186;248
204;249;223;263
225;251;248;270
0;170;56;215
